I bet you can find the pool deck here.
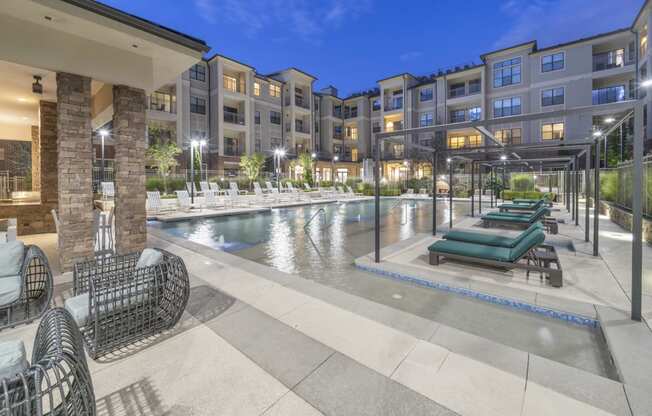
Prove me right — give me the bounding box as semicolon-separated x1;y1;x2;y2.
6;202;652;415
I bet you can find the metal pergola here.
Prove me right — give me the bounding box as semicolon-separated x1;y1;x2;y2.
372;99;645;321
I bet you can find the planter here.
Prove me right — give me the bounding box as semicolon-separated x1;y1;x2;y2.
599;200;652;244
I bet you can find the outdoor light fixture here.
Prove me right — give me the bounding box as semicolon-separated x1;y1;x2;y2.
200;139;207;146
604;117;615;124
191;139;199;147
403;160;409;166
334;155;339;161
446;158;452;163
99;129;109;138
593;131;602;137
641;79;652;88
32;76;43;95
500;155;507;161
311;152;316;158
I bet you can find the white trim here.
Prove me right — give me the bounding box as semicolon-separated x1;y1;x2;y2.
491;94;523;119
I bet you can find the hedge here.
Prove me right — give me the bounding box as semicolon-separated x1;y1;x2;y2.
502;190;556;201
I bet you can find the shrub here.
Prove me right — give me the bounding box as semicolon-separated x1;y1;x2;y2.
146;176;186;194
511;174;535;192
360;183;401;196
600;170;618;203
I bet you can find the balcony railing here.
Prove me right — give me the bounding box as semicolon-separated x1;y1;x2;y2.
593;49;625;72
384;98;403;111
343;110;358;119
295;96;310;109
449;86;466;98
592;85;625;105
224;111;245;125
223;76;245;93
333;132;343;140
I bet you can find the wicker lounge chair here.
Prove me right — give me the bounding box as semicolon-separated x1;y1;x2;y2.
429;227;562;287
0;308;95;415
65;248;190;359
0;242;53;331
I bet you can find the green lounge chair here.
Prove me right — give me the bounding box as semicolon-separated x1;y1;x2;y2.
481;206;550;229
428;228;562;287
443;222;544;248
498;199;543;212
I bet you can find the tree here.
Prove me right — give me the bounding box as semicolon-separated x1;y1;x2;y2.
298;152;314;184
146;141;182;194
239;153;265;190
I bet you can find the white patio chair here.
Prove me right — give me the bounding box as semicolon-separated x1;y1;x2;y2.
203;190;225;209
209;182;228;196
100;182;115;201
227;188;252;207
146;191;176;215
176;190;194;212
229;182;247;195
419;188;429;198
200;181;210;195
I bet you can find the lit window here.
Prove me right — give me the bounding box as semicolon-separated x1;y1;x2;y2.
269;84;281;98
493;57;521;88
468;134;482;147
542;122;564;140
351;148;358;162
346;126;358;140
469;106;482;121
448;136;465;149
494;128;522;145
223;75;238;92
254;82;260;96
541;52;564;72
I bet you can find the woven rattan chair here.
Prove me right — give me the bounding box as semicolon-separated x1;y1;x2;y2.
0;244;53;331
0;307;96;415
68;248;189;359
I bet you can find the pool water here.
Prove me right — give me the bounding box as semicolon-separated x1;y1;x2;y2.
153;199;618;380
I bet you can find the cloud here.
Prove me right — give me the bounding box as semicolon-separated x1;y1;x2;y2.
493;0;640;49
195;0;372;42
399;51;423;62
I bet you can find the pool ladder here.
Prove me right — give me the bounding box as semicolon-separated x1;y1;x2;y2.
304;208;326;230
388;198;410;225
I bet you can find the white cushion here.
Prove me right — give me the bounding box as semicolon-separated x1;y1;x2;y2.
135;248;163;269
0;275;21;306
0;340;28;381
64;293;91;327
0;241;24;278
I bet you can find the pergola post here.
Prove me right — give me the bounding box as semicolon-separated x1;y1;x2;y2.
593;142;600;257
566;166;570;212
490;167;494;208
574;156;579;227
374;139;381;263
432;151;437;235
631;101;644;321
585;146;590;242
471;162;475;217
479;164;483;214
449;159;453;228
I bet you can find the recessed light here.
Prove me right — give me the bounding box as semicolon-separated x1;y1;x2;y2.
17;98;28;102
44;16;52;21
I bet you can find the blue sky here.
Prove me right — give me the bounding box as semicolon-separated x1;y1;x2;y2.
103;0;642;97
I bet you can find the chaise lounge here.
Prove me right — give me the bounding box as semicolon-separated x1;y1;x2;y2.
498;199;544;212
0;241;53;331
428;224;562;287
481;205;550;229
0;307;95;415
65;248;189;359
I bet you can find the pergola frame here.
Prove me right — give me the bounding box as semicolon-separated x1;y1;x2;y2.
372;99;645;321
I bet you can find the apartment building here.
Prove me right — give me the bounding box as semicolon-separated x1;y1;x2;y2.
139;0;652;181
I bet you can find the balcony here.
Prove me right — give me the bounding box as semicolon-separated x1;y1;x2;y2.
295;123;310;134
295;96;310;109
592;85;625;105
224;111;245;125
223;75;245;94
223;139;244;157
343;109;358;119
333;132;343;140
384;97;403;111
592;49;625;72
448;85;465;99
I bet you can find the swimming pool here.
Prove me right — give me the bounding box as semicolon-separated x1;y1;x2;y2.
152;199;618;379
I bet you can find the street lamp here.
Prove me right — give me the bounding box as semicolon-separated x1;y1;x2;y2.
98;129;109;185
199;139;207;182
332;155;339;183
311;152;317;186
274;148;285;192
190;140;199;204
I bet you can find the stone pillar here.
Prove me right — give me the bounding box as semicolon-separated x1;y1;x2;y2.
39;101;57;205
113;85;147;254
30;126;40;192
56;73;94;272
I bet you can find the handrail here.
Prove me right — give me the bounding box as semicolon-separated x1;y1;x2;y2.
304;208;326;229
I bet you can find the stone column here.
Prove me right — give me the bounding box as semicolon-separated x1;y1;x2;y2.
113;85;147;254
30;126;40;192
56;73;94;271
39;101;57;205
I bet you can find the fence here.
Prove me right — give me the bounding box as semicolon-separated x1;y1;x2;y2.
600;157;652;217
0;171;29;199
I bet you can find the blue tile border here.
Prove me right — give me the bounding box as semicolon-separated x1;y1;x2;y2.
355;263;599;329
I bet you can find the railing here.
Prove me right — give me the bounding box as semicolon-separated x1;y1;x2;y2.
333;132;343;140
295;124;310;134
304;208;326;230
592;86;625;105
343;110;358;119
601;158;652;217
224;111;245;125
448;86;466;98
592;49;625;72
92;160;115;194
384;98;403;111
148;101;176;114
295;96;310;109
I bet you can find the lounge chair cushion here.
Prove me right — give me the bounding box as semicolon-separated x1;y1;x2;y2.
0;275;21;306
136;248;163;269
0;241;24;278
64;293;91;326
482;214;533;223
0;340;28;381
444;223;543;248
509;229;546;261
428;240;512;262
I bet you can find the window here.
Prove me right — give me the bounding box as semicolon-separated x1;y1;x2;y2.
592;85;625;105
448;136;465;149
223;75;238;92
344;105;358;118
541;87;564;106
450;109;465;123
468;79;481;94
334;125;342;137
542;122;564;140
254;82;261;96
351;148;358;162
449;83;465;98
372;98;381;111
333;105;342;118
420;88;433;102
189;64;206;82
419;112;433;127
469;106;482;121
255;139;262;152
493;57;521;88
493;97;521;117
269;84;281;97
190;96;206;114
541;52;564;72
629;79;636;99
494;128;522;145
150;91;174;113
346;126;358;140
593;49;624;71
255;111;260;124
270;110;281;124
468;134;482;147
372;122;381;133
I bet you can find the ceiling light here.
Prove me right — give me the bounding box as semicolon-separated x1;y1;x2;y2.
593;131;602;137
604;117;615;124
99;129;109;137
17;98;28;103
446;158;451;163
500;155;507;160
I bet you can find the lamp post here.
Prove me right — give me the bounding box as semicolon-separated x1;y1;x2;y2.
332;155;339;184
199;139;207;182
274;148;285;192
98;129;108;186
403;159;409;190
311;152;317;186
190;140;198;204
